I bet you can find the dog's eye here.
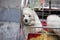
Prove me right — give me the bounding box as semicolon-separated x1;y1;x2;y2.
23;15;25;17
29;15;31;17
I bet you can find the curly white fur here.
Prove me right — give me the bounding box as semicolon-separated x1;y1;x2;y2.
47;15;60;36
21;0;42;40
23;7;42;40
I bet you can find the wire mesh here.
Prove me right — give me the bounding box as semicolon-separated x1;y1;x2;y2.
20;0;60;40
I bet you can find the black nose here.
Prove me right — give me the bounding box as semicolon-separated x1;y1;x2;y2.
25;19;28;22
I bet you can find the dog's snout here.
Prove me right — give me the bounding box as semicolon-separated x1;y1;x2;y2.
25;19;28;22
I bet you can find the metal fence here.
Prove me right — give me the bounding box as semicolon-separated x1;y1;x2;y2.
20;0;60;40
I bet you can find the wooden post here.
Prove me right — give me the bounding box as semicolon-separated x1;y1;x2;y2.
49;0;51;14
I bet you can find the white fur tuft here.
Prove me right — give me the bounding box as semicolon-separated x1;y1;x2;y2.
47;15;60;36
23;7;42;39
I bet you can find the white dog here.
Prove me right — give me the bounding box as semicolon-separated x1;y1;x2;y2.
22;7;42;39
47;15;60;37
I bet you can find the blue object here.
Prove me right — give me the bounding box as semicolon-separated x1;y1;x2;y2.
0;8;23;40
0;8;21;23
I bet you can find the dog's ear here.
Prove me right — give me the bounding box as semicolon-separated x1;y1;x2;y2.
21;0;29;10
20;0;25;10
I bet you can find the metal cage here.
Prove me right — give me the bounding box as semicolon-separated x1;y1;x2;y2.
20;0;60;40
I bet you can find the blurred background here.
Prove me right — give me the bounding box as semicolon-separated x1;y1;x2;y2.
0;0;60;40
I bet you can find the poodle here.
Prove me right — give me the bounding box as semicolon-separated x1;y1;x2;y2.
22;7;42;40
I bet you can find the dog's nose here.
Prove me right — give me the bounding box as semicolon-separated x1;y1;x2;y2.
25;19;28;22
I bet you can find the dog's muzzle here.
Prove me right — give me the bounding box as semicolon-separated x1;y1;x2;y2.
25;19;28;23
23;18;30;25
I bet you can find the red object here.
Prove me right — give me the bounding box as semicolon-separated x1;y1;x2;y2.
41;21;48;31
27;20;48;40
39;0;44;5
41;21;47;26
27;33;41;40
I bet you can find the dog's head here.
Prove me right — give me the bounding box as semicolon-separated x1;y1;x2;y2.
22;8;35;25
